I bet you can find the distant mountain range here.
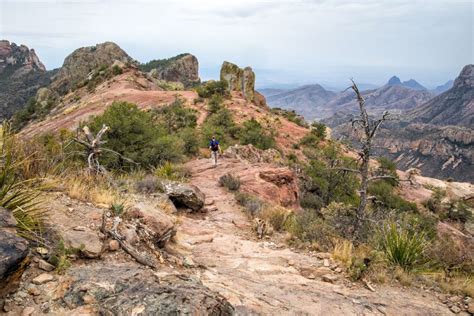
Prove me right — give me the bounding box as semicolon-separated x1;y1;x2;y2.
325;64;474;182
260;76;435;121
262;84;336;120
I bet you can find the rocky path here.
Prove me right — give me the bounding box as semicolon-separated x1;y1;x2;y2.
181;158;451;315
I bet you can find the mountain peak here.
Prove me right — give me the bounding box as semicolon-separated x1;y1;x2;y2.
402;79;426;90
453;64;473;89
387;76;402;85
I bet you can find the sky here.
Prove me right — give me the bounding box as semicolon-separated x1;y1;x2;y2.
1;0;472;89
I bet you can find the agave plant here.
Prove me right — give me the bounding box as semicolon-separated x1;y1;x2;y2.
379;222;426;270
0;123;46;240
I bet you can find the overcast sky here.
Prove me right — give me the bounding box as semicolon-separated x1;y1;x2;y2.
1;0;472;88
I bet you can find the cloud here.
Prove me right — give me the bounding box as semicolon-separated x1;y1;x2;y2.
0;0;471;86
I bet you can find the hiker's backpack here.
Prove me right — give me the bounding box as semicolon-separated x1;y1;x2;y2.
210;140;219;151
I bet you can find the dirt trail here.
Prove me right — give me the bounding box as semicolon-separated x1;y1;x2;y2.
180;158;451;315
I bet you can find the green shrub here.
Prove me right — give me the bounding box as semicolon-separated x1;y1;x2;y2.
111;203;125;217
152;98;197;133
270;108;308;127
378;222;426;270
218;173;241;191
201;108;240;148
302;144;359;208
368;180;417;212
238;118;276;150
423;188;446;213
178;127;200;156
310;122;326;139
88;101;185;170
196;80;228;98
112;65;123;75
285;210;336;250
12;96;56;131
154;162;190;181
207;94;223;113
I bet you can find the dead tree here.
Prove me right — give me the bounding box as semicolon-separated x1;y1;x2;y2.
345;80;394;236
73;124;138;174
73;125;110;174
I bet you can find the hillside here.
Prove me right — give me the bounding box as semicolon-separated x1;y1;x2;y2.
263;84;336;120
2;41;473;315
0;40;54;119
408;64;473;127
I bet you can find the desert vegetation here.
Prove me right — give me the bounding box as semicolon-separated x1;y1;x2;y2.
4;81;472;306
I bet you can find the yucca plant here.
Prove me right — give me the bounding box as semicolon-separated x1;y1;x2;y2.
0;123;46;241
378;222;426;270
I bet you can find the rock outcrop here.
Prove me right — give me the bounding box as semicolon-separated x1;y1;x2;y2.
50;41;132;94
0;40;53;118
128;202;176;247
220;61;256;102
142;53;200;88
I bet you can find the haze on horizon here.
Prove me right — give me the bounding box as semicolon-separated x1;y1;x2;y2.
1;0;472;89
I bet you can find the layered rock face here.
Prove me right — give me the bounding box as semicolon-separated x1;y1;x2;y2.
220;61;256;102
50;41;132;94
0;40;53;118
144;53;200;88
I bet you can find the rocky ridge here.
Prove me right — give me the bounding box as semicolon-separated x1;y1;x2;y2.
141;53;200;88
408;64;473;127
49;42;133;94
0;40;53;118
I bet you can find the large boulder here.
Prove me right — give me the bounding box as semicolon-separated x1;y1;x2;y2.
0;231;29;283
50;41;133;94
128;202;176;247
0;208;29;297
159;180;205;211
145;53;200;88
220;61;260;104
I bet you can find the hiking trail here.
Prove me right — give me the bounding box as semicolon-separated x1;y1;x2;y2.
178;157;451;315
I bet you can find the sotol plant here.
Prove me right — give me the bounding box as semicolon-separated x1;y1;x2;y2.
0;123;46;240
379;222;426;270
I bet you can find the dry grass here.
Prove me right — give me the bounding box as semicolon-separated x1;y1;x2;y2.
259;205;292;232
394;267;414;286
332;239;354;268
58;173;120;206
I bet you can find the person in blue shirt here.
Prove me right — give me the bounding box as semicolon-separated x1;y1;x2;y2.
209;136;221;167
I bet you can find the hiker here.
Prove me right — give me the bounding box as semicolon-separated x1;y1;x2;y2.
209;136;221;167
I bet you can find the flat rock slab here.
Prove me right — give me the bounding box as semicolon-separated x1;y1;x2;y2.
62;230;103;258
62;264;234;315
